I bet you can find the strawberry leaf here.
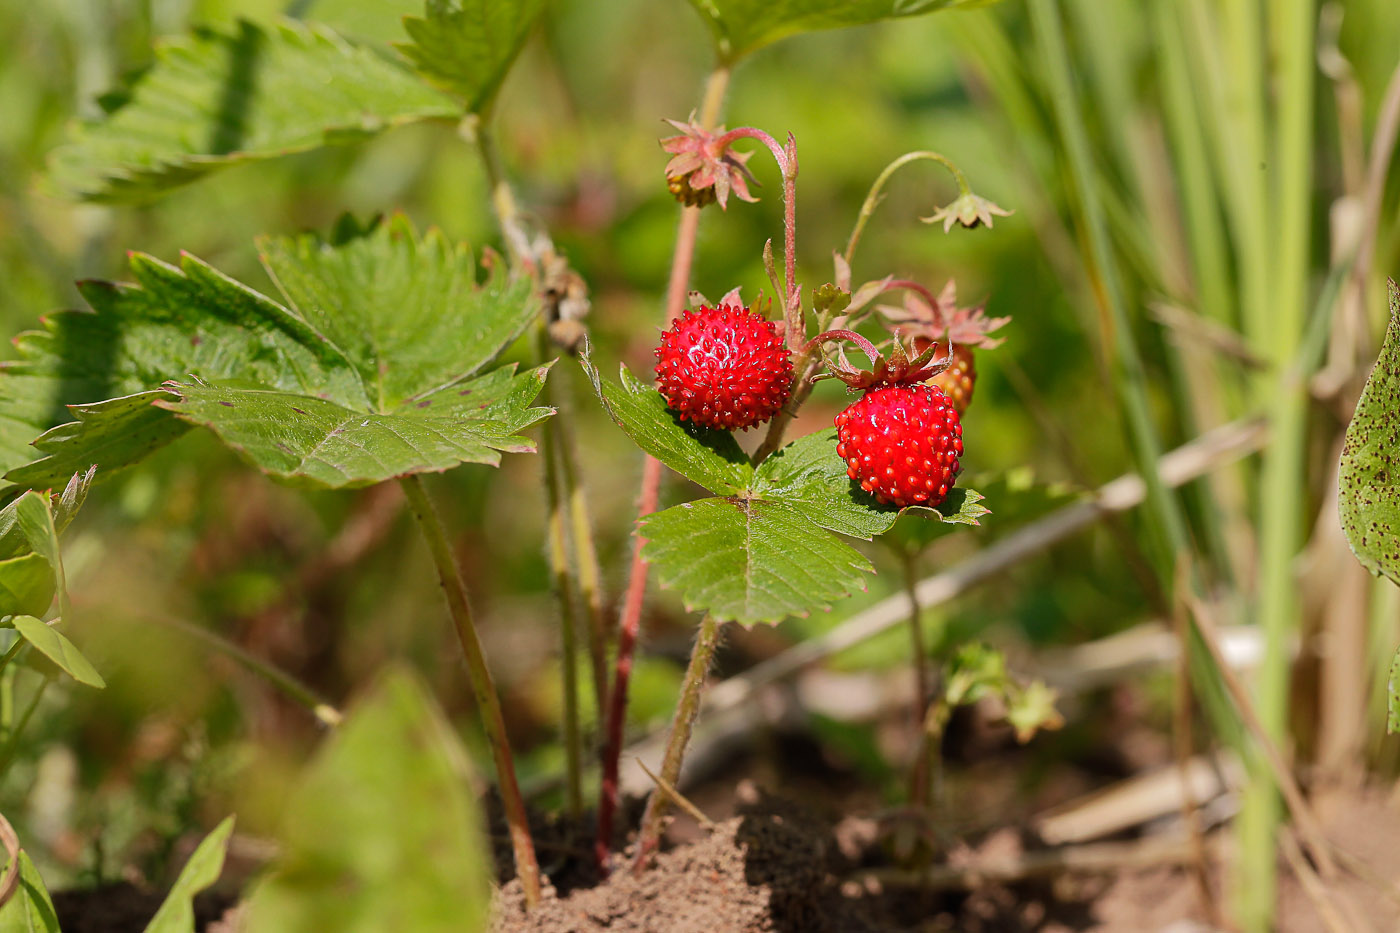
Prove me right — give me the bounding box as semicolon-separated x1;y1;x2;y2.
1339;279;1400;587
396;0;545;113
155;365;551;488
47;19;459;203
12;616;105;689
580;356;753;496
686;0;996;62
1;221;546;490
641;498;874;626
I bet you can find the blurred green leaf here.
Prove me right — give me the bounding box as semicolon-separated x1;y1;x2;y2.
14;493;64;618
6;394;191;491
1339;279;1400;587
687;0;996;62
156;365;551;489
12;616;103;688
944;641;1007;706
144;816;234;933
0;558;54;621
886;466;1067;552
47;19;458;202
582;357;752;495
396;0;545;112
641;497;873;626
243;667;491;933
0;852;60;933
1005;679;1064;743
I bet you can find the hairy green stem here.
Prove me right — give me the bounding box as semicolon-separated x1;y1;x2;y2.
844;151;970;269
631;614;723;873
399;475;541;907
152;617;342;727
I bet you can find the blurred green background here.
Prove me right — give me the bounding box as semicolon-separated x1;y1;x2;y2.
0;0;1396;913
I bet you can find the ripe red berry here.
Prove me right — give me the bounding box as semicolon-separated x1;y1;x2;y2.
835;384;963;508
654;305;793;431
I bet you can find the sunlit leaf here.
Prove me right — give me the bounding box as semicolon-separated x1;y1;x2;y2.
0;852;60;933
0;558;54;620
14;493;65;618
47;19;458;202
12;616;104;688
144;816;234;933
243;667;491;933
1339;279;1400;586
582;356;752;495
641;497;873;626
395;0;545;112
686;0;997;62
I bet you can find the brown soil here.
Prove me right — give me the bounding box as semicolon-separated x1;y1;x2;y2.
50;884;238;933
493;784;1400;933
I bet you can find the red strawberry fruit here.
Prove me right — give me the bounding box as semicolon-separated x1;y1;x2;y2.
836;383;963;508
654;304;792;431
808;329;963;509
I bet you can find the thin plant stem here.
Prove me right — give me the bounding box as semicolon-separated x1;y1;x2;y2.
556;386;609;713
541;347;585;823
631;614;723;873
844;151;970;269
0;676;49;777
595;62;731;872
399;475;542;907
150;616;342;727
1171;557;1219;928
901;549;930;803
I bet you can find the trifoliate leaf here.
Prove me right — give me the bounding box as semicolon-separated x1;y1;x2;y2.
144;816;234;933
396;0;545;113
1339;279;1400;587
47;19;459;202
243;667;491;933
0;852;60;933
686;0;997;62
1;220;546;490
12;616;104;688
641;497;874;626
157;365;551;488
581;356;752;495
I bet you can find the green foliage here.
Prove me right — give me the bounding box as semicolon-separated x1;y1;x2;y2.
939;642;1062;743
2;219;548;490
0;852;60;933
0;558;54;622
144;816;235;933
14;493;64;618
396;0;545;113
11;617;104;688
1339;280;1400;588
243;668;491;933
686;0;995;62
47;19;458;203
585;357;985;625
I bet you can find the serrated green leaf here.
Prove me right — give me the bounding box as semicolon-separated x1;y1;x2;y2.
144;816;234;933
0;558;55;621
0;851;60;933
641;497;873;626
395;0;544;112
754;428;988;539
243;667;490;933
157;365;550;488
2;223;544;489
686;0;996;62
12;616;104;688
47;19;459;202
1339;279;1400;586
6;393;190;491
258;216;539;409
581;355;752;495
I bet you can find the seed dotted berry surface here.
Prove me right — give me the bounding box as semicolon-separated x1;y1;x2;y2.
835;384;963;508
654;305;792;431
